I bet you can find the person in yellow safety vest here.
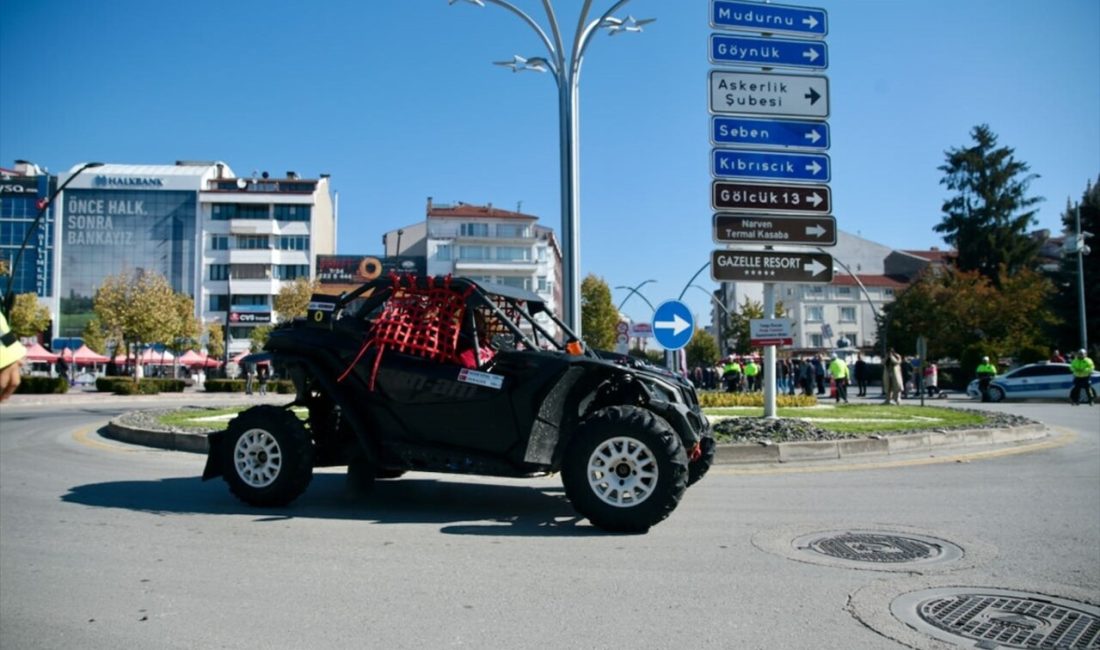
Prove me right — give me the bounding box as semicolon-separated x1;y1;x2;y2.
828;355;850;403
1069;349;1095;406
743;357;760;392
722;357;742;393
975;356;998;402
0;311;28;402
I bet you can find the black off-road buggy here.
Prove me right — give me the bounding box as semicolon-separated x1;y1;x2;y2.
203;274;714;532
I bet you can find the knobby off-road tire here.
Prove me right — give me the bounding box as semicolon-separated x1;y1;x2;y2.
688;433;716;486
562;406;688;533
222;405;314;507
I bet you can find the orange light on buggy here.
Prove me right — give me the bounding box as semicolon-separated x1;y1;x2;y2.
566;340;584;356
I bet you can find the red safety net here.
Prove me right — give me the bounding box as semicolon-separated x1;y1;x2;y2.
338;275;473;389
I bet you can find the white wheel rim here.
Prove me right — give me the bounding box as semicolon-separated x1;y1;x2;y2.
233;428;283;488
586;436;658;508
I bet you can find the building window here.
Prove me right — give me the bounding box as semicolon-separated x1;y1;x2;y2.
209;264;230;281
460;223;489;237
436;244;451;261
498;276;530;290
458;245;489;260
235;235;270;250
497;224;528;238
211;235;229;250
275;264;309;280
274;204;310;221
841;332;858;346
232;264;270;280
840;306;856;322
211;204;236;220
231;295;268;307
277;235;309;250
537;275;549;292
883;288;895;297
806;306;824;322
837;286;852;296
809;285;824;294
810;334;823;348
208;294;229;311
537;246;547;261
212;204;269;220
496;246;529;261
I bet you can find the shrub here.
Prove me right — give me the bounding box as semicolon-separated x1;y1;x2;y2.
272;379;295;394
96;377;132;393
14;376;70;394
204;379;245;392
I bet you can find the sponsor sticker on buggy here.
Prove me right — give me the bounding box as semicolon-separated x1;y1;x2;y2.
457;368;504;390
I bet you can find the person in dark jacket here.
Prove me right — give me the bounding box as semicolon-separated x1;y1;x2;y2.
854;354;868;397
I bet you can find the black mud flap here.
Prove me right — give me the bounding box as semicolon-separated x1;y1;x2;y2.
201;430;225;481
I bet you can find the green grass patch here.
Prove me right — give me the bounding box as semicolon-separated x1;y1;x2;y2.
705;404;986;435
156;406;307;430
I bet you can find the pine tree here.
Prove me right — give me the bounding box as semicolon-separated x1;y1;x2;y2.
934;124;1043;285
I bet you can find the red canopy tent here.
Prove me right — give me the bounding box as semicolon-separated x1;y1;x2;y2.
137;348;175;365
23;342;59;363
61;345;110;364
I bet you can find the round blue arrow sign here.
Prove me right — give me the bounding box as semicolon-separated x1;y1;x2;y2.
651;300;695;351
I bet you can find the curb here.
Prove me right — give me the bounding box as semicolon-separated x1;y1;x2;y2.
103;413;1052;466
713;423;1049;465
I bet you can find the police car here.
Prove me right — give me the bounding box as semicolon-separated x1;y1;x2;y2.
966;362;1100;402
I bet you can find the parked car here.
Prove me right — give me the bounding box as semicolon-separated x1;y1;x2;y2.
966;362;1100;402
202;275;714;533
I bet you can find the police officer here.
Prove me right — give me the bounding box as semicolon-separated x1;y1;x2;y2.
1069;349;1095;406
976;356;998;402
743;357;760;392
828;354;850;404
722;356;742;393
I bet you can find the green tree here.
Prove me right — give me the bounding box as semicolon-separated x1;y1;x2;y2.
172;293;201;353
580;274;618;350
249;325;273;352
883;266;1056;362
934;124;1043;285
81;318;107;354
205;321;225;360
93;270;179;372
274;277;319;323
1047;176;1099;354
684;328;719;368
7;293;50;338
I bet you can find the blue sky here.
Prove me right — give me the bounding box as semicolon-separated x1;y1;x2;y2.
1;0;1097;324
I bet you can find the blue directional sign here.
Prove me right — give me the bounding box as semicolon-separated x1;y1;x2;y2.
651;300;695;351
711;0;827;39
710;34;827;70
712;116;829;151
712;149;830;183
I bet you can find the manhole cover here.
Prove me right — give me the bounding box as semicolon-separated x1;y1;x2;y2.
793;530;964;568
892;587;1100;649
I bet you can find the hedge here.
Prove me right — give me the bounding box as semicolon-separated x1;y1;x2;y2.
94;377;185;395
203;378;294;393
14;376;70;394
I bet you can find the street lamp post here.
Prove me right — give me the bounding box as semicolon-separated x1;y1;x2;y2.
450;0;652;335
3;161;103;316
615;279;656;312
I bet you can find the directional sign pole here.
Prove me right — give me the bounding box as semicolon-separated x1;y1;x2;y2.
763;280;778;419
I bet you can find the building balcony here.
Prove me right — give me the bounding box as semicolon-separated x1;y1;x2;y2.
454;259;539;272
228;249;276;265
228;278;280;295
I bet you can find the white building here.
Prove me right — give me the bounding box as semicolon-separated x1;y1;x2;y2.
384;198;563;317
55;161;335;355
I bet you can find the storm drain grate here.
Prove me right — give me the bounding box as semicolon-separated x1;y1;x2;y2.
793;530;964;567
892;587;1100;649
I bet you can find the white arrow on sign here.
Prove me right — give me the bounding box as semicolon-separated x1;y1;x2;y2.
805;224;827;238
808;192;825;207
804;259;828;276
802;15;819;29
805;160;822;175
802;47;819;63
654;313;691;337
804;129;822;144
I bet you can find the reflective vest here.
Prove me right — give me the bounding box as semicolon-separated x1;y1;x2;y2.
976;362;997;378
1070;357;1095;378
828;358;849;379
743;361;759;377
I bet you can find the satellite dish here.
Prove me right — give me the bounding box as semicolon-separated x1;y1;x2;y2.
235;178;248;190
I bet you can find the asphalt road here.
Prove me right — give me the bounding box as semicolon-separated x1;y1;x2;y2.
0;395;1097;650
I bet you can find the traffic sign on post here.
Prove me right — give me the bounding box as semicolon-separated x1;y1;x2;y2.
709;34;827;70
712;149;830;183
712;180;831;214
651;300;695;351
711;116;829;151
713;213;836;246
710;70;829;118
711;249;834;283
711;0;827;39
